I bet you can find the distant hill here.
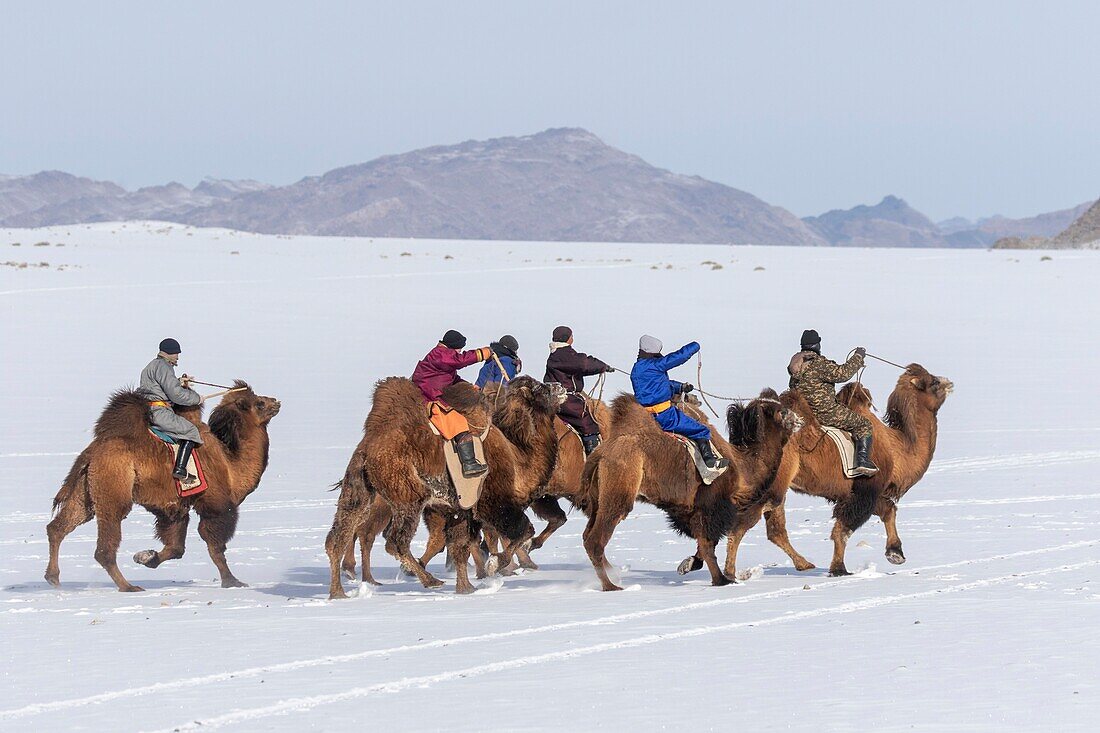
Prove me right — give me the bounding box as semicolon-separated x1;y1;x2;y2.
0;129;823;246
803;196;947;247
992;197;1100;250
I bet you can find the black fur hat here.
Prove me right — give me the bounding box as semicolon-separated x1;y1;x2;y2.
441;330;467;349
800;329;821;351
159;338;182;354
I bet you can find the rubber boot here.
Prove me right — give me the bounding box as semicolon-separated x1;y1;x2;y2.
172;440;197;481
694;438;729;470
581;433;601;456
853;435;879;477
453;432;488;478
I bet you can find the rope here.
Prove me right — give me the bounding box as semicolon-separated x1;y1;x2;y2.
694;355;783;415
866;352;907;370
186;378;235;390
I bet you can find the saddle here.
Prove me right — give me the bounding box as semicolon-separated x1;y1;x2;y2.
148;429;207;497
820;426;862;479
669;434;728;485
427;419;491;510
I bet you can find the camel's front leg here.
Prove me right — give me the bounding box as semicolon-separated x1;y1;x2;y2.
764;503;815;571
94;508;143;592
134;512;190;569
196;505;247;588
875;497;905;565
721;504;764;580
386;510;444;588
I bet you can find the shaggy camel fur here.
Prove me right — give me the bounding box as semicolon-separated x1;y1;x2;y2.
324;376;564;597
577;390;801;591
680;363;952;577
45;383;281;591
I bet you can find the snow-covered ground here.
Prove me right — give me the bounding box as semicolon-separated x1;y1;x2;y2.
2;222;1098;731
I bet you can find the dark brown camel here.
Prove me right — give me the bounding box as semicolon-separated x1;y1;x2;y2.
324;375;565;597
680;364;952;577
45;383;281;591
577;390;801;591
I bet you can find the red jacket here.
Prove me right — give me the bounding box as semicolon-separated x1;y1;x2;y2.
412;343;491;402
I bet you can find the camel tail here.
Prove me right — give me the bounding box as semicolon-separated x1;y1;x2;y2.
333;446;374;501
576;454;602;516
53;450;91;516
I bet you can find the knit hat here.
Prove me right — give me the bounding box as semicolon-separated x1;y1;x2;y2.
441;330;467;349
552;325;572;343
639;334;663;354
800;329;821;351
499;334;519;354
159;338;182;355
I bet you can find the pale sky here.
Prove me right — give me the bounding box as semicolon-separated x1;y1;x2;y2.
1;1;1096;221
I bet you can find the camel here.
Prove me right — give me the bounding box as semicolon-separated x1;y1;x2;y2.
578;390;802;591
324;375;565;597
44;382;281;591
680;363;952;578
339;393;612;581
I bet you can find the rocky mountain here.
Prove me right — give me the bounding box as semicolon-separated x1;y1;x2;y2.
0;171;124;222
1050;198;1100;247
803;196;948;247
176;128;825;245
0;129;823;246
940;201;1094;247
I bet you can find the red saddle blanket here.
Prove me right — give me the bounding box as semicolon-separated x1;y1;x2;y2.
148;430;208;497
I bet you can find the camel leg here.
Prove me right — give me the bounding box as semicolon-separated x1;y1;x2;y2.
445;514;477;595
875;497;905;565
195;504;246;588
469;537;489;579
419;509;449;570
764;503;815;571
93;507;143;592
721;504;765;580
44;479;95;587
324;494;375;599
829;486;876;577
697;535;731;587
489;512;535;576
386;510;444;589
582;501;628;592
529;496;568;551
134;513;190;569
358;502;391;585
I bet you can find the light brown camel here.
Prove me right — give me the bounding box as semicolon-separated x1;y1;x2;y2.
45;383;281;591
578;390;802;591
680;363;952;577
324;375;565;597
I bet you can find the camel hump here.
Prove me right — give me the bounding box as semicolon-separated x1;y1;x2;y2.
93;388;153;440
838;382;873;409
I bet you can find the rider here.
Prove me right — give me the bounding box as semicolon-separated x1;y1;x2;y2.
630;335;728;470
140;338;203;481
544;325;613;456
475;334;521;389
412;330;493;478
787;329;878;477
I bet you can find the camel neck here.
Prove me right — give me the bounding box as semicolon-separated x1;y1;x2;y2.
225;427;271;503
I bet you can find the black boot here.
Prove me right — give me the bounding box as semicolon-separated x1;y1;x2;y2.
853;435;879;477
694;438;729;470
172;440;197;481
581;433;601;456
453;432;488;479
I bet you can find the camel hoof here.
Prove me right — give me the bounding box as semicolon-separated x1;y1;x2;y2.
794;560;817;572
133;550;158;567
120;584;145;593
455;583;476;595
712;574;733;587
363;576;383;587
677;556;703;575
329;587;349;600
422;575;445;589
829;567;852;577
342;567;356;581
518;559;539;571
602;583;624;592
485;555;500;576
221;577;249;589
886;549;906;565
44;572;60;588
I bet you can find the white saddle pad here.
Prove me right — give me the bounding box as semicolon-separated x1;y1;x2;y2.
427;422;490;509
822;426;862;479
673;436;728;485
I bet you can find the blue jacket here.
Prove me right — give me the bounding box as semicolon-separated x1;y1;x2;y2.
476;354;519;388
630;342;699;407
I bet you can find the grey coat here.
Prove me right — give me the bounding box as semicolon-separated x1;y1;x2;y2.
140;356;203;444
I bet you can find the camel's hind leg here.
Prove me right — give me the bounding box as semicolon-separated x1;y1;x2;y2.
352;501;391;585
93;505;142;592
445;514;478;594
195;503;246;589
44;475;95;587
386;510;444;589
325;494;375;599
875;496;905;565
419;509;448;570
581;460;634;592
529;496;568;551
764;503;815;571
134;512;190;569
829;484;876;576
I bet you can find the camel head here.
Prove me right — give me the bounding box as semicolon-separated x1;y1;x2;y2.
210;381;282;437
896;364;953;414
726;388;803;447
501;375;566;415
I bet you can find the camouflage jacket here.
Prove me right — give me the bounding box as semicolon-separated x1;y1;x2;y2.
787;350;864;413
